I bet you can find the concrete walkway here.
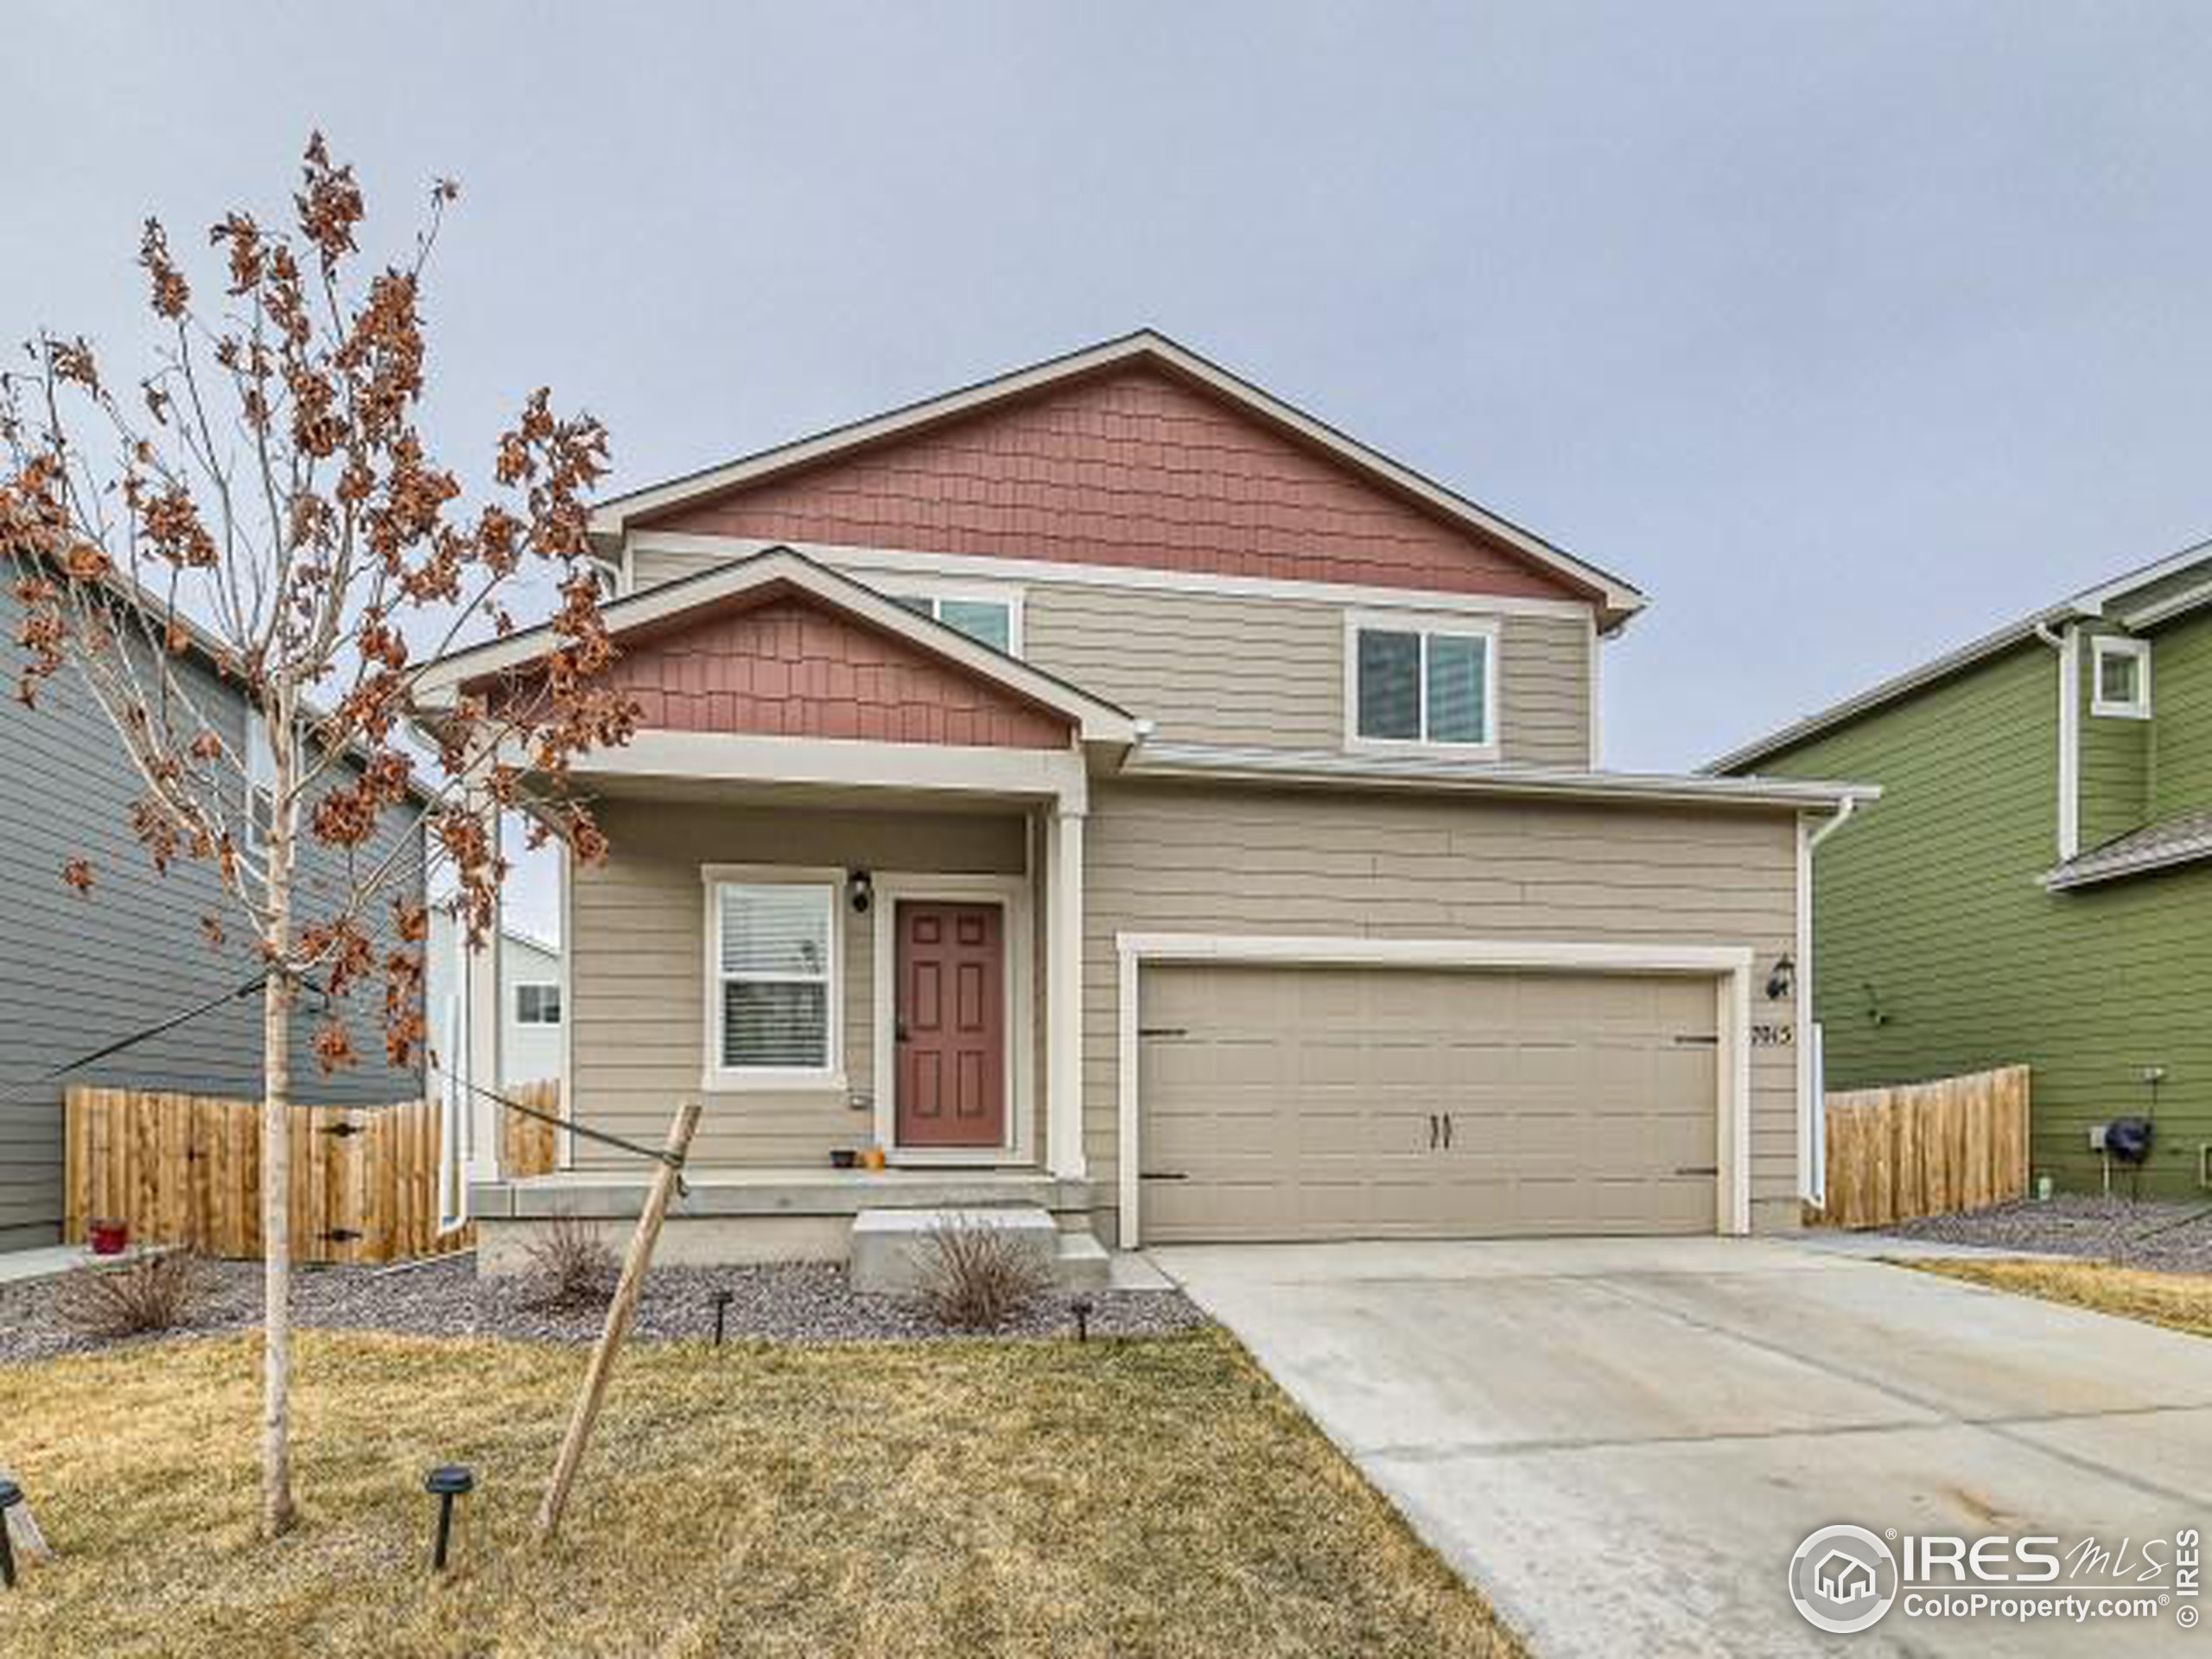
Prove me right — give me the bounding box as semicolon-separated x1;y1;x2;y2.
1154;1237;2212;1657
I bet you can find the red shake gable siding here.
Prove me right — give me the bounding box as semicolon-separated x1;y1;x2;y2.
641;366;1587;602
590;594;1071;749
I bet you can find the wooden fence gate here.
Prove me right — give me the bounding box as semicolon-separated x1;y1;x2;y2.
1813;1065;2031;1230
63;1080;561;1264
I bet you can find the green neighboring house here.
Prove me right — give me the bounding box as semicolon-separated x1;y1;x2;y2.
1712;542;2212;1200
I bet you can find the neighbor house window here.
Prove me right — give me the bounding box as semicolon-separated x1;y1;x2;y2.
245;709;276;852
709;878;839;1083
2092;636;2151;718
513;983;562;1026
891;592;1019;655
1347;615;1498;751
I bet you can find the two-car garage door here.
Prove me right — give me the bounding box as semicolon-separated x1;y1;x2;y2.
1138;963;1722;1243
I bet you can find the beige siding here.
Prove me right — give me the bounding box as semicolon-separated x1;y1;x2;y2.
1081;781;1802;1240
632;543;1595;767
569;798;1028;1167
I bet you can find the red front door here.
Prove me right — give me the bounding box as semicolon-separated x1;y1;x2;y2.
894;901;1007;1148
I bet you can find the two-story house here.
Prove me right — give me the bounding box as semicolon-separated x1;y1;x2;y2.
1713;542;2212;1200
421;332;1868;1265
0;576;428;1254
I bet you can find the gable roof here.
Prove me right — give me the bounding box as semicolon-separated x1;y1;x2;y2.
410;544;1141;747
587;330;1648;629
1709;534;2212;774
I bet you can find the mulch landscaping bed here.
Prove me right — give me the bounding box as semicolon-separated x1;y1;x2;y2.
0;1253;1208;1365
1890;1193;2212;1272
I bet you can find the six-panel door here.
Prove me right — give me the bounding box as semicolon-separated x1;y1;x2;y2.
894;901;1007;1148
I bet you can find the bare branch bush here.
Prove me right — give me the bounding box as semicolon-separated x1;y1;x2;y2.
0;136;636;1535
908;1218;1053;1332
56;1249;212;1338
519;1214;619;1311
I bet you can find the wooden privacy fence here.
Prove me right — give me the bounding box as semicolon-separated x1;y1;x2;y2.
1814;1065;2031;1230
64;1078;562;1264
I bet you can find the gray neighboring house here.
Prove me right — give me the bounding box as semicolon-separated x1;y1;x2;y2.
1;578;427;1251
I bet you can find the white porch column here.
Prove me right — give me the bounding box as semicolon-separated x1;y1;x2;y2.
461;798;505;1186
1045;803;1088;1180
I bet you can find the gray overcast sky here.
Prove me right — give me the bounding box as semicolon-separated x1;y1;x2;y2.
10;2;2210;938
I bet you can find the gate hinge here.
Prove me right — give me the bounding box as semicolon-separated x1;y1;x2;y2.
320;1227;364;1243
321;1120;365;1138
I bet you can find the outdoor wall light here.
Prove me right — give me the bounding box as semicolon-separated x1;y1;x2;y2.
1764;955;1796;1001
847;869;874;914
0;1477;21;1590
425;1465;475;1573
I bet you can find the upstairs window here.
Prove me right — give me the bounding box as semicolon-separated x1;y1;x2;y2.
1348;615;1498;753
2092;636;2151;719
513;983;562;1027
891;592;1018;655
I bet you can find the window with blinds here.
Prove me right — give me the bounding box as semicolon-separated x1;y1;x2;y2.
713;881;836;1075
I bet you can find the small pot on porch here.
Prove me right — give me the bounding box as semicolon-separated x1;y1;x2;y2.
86;1218;130;1256
829;1149;859;1170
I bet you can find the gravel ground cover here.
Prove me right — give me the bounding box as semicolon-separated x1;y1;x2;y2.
1889;1193;2212;1271
0;1252;1208;1365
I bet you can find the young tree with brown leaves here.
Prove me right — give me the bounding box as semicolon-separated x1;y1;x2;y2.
0;136;636;1537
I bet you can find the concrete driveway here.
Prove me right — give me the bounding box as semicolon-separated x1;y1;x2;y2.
1154;1238;2212;1657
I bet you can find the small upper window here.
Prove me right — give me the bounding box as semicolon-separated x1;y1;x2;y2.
1348;616;1497;752
893;593;1017;655
2092;636;2151;719
513;983;562;1026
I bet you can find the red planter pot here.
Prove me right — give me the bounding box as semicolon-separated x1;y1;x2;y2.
87;1218;130;1256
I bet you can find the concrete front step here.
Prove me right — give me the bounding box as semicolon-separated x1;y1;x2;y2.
849;1205;1109;1294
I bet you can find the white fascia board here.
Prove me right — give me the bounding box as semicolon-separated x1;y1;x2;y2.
587;331;1646;621
626;531;1605;625
1123;741;1878;811
411;546;1139;745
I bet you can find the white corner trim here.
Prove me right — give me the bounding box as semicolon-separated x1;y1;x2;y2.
2057;624;2082;859
1794;814;1813;1203
1341;609;1502;760
1111;932;1757;1249
557;842;575;1171
2089;633;2152;719
870;872;1034;1167
629;531;1607;626
1586;610;1604;767
701;869;846;1094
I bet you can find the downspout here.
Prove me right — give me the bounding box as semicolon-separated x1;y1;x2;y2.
1800;796;1862;1209
2035;620;2080;860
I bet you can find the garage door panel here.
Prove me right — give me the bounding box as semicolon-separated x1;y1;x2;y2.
1140;963;1722;1243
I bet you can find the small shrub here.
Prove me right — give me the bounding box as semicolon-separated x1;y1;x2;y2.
57;1249;210;1338
910;1218;1052;1331
520;1214;619;1310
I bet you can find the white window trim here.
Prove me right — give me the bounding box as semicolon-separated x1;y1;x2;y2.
2090;634;2152;719
1343;609;1502;759
512;982;563;1026
700;863;848;1093
870;872;1035;1167
876;576;1027;657
245;709;276;853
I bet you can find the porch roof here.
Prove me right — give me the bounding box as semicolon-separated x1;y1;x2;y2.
411;544;1143;747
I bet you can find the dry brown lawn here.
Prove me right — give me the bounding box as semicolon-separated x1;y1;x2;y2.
1905;1256;2212;1339
0;1328;1522;1658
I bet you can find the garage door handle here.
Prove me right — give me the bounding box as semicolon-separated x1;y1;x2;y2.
1442;1113;1452;1149
1675;1165;1719;1177
1428;1113;1439;1150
